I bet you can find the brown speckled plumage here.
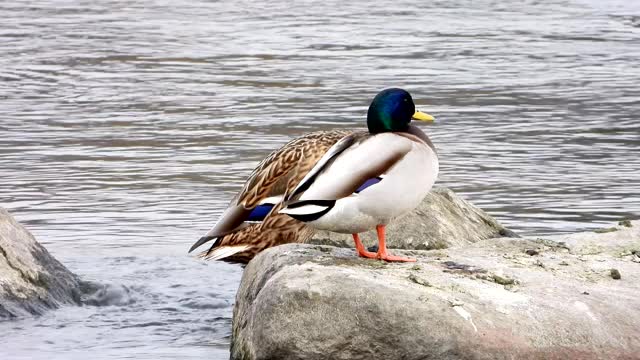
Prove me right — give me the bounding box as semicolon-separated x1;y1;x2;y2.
197;130;351;263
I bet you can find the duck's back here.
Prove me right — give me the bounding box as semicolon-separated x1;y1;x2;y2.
238;130;353;206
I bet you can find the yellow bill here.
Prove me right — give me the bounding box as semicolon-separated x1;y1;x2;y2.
412;110;435;122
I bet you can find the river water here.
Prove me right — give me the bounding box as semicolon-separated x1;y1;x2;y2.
1;0;639;359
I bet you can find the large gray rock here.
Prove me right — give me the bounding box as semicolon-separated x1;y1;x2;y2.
0;208;81;319
232;221;640;360
310;187;516;250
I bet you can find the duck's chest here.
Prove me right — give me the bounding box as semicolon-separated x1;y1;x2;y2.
357;142;439;219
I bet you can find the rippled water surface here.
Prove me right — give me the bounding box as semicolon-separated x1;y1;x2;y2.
1;0;639;358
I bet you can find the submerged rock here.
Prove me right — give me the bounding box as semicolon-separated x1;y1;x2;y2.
0;208;81;319
232;221;640;360
310;187;516;251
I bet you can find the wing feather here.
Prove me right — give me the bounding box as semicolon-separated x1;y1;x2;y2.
190;130;350;253
285;133;413;204
286;131;366;201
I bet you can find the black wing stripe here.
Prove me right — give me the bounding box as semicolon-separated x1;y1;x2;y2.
286;134;358;202
283;200;336;222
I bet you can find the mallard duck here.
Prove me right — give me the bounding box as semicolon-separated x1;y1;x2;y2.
189;88;437;263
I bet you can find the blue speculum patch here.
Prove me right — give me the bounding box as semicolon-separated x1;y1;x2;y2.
247;203;274;221
355;177;382;193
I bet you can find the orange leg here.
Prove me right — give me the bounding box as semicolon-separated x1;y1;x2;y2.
352;233;377;259
375;225;416;262
352;226;416;262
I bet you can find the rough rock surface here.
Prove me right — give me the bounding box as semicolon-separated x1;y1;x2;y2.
232;221;640;360
310;187;516;250
0;208;81;319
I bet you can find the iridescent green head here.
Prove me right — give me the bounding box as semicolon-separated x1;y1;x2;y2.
366;88;434;134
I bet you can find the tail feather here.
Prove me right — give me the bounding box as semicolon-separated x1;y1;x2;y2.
199;245;250;261
189;235;217;253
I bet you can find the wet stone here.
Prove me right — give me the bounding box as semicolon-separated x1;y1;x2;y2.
0;208;82;318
